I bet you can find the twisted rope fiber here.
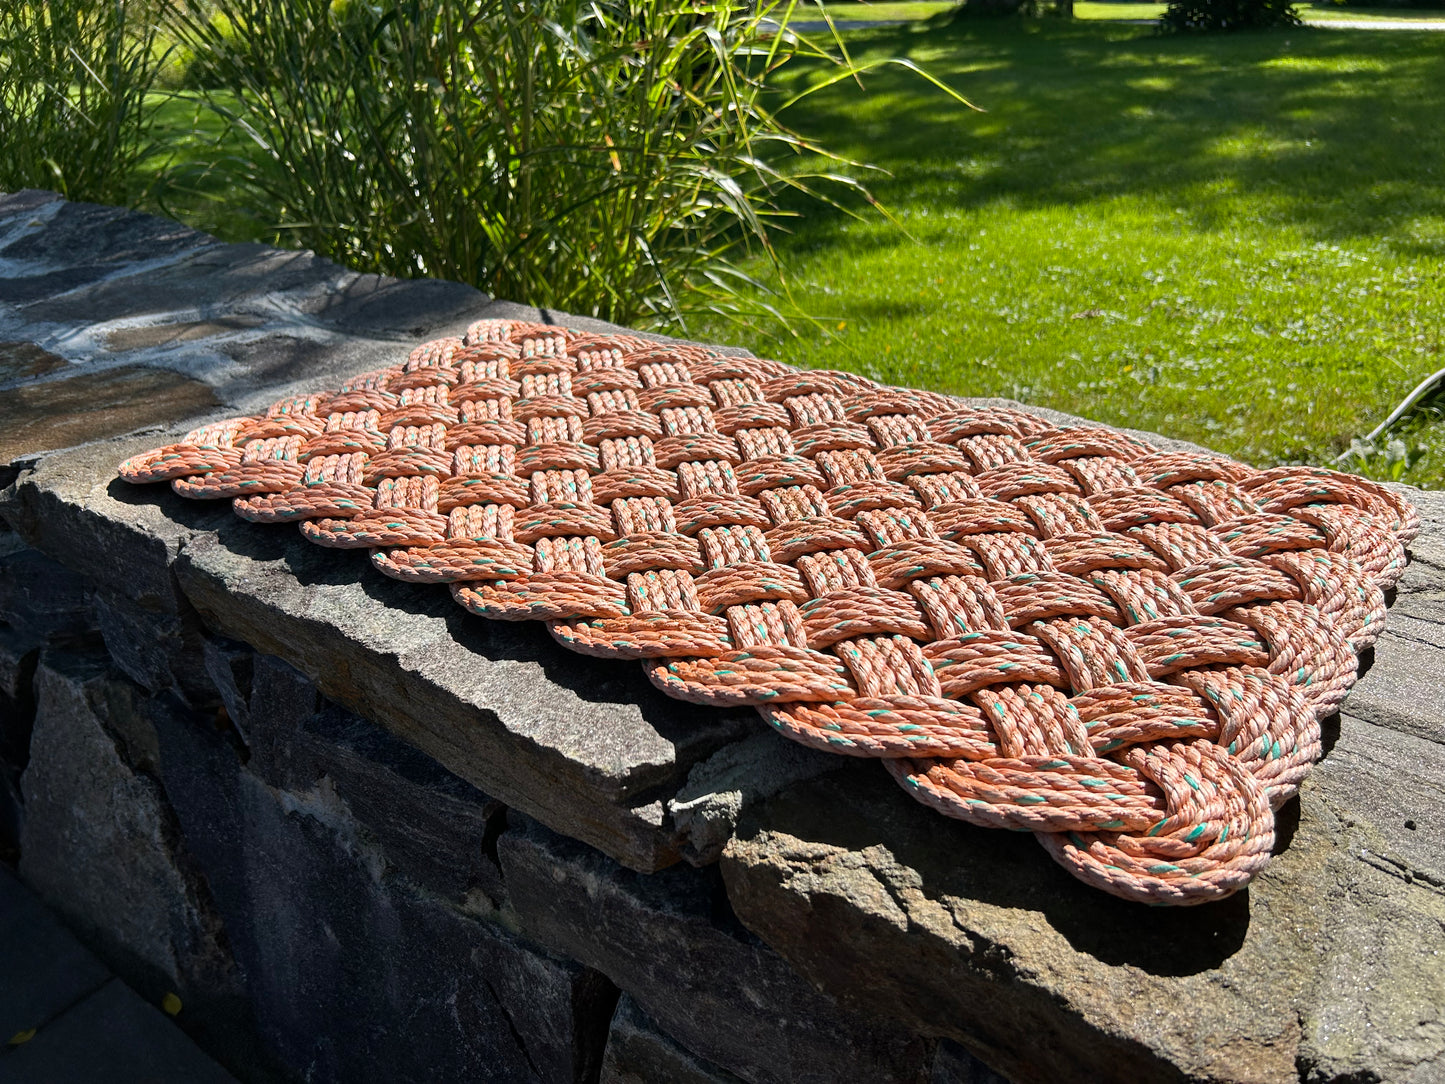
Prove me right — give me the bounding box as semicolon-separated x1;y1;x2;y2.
118;320;1418;905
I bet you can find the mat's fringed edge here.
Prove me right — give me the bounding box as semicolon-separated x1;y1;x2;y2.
118;318;1418;906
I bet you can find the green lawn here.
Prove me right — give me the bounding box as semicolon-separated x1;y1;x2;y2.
145;15;1445;486
1073;3;1165;19
1288;3;1445;19
816;1;1445;21
701;20;1445;486
811;2;1162;22
810;1;957;21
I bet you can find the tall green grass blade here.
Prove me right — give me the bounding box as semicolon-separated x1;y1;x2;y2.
157;0;957;331
0;0;171;204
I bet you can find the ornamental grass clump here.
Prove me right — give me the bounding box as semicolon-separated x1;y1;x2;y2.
167;0;964;332
0;0;170;204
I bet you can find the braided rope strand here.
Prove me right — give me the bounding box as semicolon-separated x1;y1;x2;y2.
118;320;1417;905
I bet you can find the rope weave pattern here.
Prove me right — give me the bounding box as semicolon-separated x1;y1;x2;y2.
118;320;1417;905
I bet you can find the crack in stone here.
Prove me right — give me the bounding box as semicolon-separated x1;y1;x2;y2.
481;971;545;1081
1356;848;1445;894
1377;625;1445;651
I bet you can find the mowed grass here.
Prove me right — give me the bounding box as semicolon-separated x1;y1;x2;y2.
818;2;1445;24
815;1;958;21
814;1;1166;22
1073;3;1166;18
703;20;1445;485
1292;4;1445;20
1071;3;1445;21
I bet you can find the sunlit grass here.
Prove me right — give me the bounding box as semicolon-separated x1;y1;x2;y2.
141;12;1445;484
700;20;1445;485
1075;2;1166;18
818;2;1445;24
815;1;956;20
1299;3;1445;19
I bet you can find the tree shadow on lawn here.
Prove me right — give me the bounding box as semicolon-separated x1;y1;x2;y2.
772;19;1445;251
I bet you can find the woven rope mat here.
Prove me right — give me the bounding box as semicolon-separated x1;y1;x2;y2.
118;319;1418;905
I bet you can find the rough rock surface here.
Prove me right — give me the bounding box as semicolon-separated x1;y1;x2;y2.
666;731;842;866
498;812;937;1084
0;543;92;641
931;1040;1013;1084
18;651;238;1005
136;668;618;1083
721;706;1445;1084
1337;485;1445;748
599;995;745;1084
245;653;508;904
2;432;756;869
232;771;615;1084
2;866;240;1083
93;588;215;703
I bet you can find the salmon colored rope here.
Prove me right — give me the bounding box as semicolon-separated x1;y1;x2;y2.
118;320;1418;906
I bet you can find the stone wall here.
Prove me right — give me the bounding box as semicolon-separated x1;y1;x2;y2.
3;190;1443;1084
0;527;1004;1084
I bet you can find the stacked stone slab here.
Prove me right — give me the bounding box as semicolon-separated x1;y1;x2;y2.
2;190;1442;1083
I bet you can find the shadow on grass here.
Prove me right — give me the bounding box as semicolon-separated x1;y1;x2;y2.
769;18;1445;247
